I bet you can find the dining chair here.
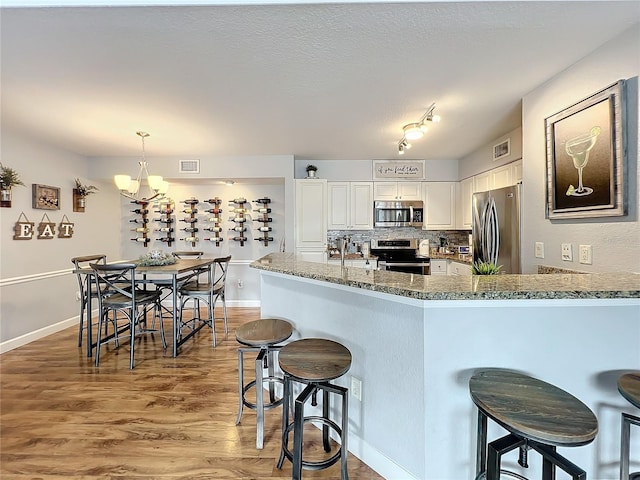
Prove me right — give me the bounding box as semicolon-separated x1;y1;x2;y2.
71;254;107;352
90;262;166;369
177;255;231;347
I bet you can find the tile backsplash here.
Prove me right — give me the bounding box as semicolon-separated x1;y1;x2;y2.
327;228;472;251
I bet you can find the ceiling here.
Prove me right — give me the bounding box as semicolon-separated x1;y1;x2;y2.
1;1;638;161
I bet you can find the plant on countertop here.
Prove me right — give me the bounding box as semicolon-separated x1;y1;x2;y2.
74;178;99;197
0;163;25;189
471;261;503;275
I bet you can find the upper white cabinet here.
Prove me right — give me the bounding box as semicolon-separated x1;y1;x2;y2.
489;163;513;190
295;179;327;255
373;182;422;200
423;182;456;230
473;171;491;194
328;182;373;230
457;177;474;230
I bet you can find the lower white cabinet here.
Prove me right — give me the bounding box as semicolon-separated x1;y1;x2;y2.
448;261;472;276
430;259;448;275
296;248;327;263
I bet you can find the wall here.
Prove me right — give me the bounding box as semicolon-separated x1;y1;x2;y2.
0;126;121;350
522;25;639;274
458;126;523;180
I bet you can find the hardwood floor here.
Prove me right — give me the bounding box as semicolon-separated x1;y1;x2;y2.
1;308;384;479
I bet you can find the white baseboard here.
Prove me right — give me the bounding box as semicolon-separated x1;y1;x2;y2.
348;433;418;480
0;316;78;354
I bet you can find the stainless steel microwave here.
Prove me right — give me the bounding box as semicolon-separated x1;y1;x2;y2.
373;200;423;227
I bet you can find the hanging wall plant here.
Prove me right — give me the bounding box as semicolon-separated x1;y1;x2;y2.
73;178;98;212
0;163;26;208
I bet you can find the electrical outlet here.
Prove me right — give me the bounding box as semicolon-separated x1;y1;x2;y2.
579;245;593;265
351;376;362;401
237;279;244;288
561;243;573;262
535;242;544;259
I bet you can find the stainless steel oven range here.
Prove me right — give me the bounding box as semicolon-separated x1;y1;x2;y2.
371;238;430;275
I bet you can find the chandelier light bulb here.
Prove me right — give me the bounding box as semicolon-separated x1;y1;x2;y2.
403;123;424;141
114;174;132;191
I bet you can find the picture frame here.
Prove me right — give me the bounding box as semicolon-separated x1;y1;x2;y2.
545;80;626;219
372;160;425;180
32;184;61;210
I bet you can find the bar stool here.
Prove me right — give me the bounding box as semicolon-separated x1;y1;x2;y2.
235;318;293;449
276;338;352;480
618;372;640;480
469;369;598;480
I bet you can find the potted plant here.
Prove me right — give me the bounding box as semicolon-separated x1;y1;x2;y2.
74;178;98;210
471;260;503;275
306;164;318;178
0;163;25;207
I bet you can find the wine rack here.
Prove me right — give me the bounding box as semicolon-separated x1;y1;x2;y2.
203;197;223;246
130;200;150;246
179;197;199;246
229;197;248;246
253;197;273;246
153;199;175;247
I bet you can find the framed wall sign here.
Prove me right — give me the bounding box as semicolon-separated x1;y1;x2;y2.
32;184;60;210
372;160;425;180
545;80;626;219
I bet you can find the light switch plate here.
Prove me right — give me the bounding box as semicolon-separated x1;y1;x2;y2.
535;242;544;259
579;245;593;264
561;243;573;261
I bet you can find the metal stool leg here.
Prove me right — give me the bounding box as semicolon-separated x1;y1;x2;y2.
341;385;349;480
621;412;640;480
476;409;488;478
236;349;244;425
276;374;291;469
255;348;266;449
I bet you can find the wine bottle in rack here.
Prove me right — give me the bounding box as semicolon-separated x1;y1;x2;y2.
154;207;174;214
203;226;223;232
180;217;198;223
155;227;174;232
181;227;199;233
256;226;272;232
205;208;222;214
231;236;248;242
252;217;272;222
180;236;199;242
158;237;175;242
253;198;271;204
132;208;149;215
253;207;271;214
205;198;222;204
131;237;149;242
132;227;150;233
230;217;247;223
204;237;224;242
182;208;198;214
182;198;199;204
131;200;149;205
255;237;274;242
229;226;246;232
229;198;247;204
154;217;174;223
205;217;222;223
230;208;247;213
129;218;149;224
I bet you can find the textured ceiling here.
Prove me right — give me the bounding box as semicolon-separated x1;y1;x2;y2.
1;1;638;161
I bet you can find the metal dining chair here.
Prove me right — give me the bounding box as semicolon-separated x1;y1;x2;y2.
177;255;231;347
90;262;166;369
71;254;107;354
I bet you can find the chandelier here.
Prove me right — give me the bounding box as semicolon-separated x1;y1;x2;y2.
398;103;441;155
114;132;169;202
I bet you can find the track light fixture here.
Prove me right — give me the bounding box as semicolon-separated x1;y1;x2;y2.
397;103;440;155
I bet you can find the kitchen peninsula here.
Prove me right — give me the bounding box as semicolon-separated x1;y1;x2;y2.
251;253;640;480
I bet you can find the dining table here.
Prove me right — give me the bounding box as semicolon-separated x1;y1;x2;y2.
77;257;215;358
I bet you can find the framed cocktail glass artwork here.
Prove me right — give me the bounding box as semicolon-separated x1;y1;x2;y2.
545;80;626;219
32;184;61;210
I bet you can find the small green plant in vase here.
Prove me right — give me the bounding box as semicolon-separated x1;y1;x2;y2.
74;178;99;210
471;261;503;275
0;163;25;207
306;164;318;178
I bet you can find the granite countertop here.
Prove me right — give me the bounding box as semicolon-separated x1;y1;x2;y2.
327;253;378;261
250;253;640;301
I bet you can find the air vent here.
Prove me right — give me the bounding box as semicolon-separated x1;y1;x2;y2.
179;159;200;173
493;138;510;161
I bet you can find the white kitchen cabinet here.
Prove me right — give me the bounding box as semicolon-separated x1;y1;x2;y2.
512;160;523;184
423;182;456;230
328;181;373;230
295;179;327;261
430;259;447;275
448;261;472;276
473;171;491;194
457;177;474;230
489;163;513;190
373;182;422;200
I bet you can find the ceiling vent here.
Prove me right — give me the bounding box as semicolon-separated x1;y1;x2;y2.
179;159;200;174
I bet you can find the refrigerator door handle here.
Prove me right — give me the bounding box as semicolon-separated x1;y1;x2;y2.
484;197;499;265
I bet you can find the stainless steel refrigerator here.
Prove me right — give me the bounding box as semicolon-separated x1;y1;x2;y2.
472;184;521;273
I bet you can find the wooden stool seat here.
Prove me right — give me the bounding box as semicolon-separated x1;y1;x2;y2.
617;371;640;480
235;318;293;450
236;318;293;347
278;338;352;381
470;369;597;480
277;338;352;480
